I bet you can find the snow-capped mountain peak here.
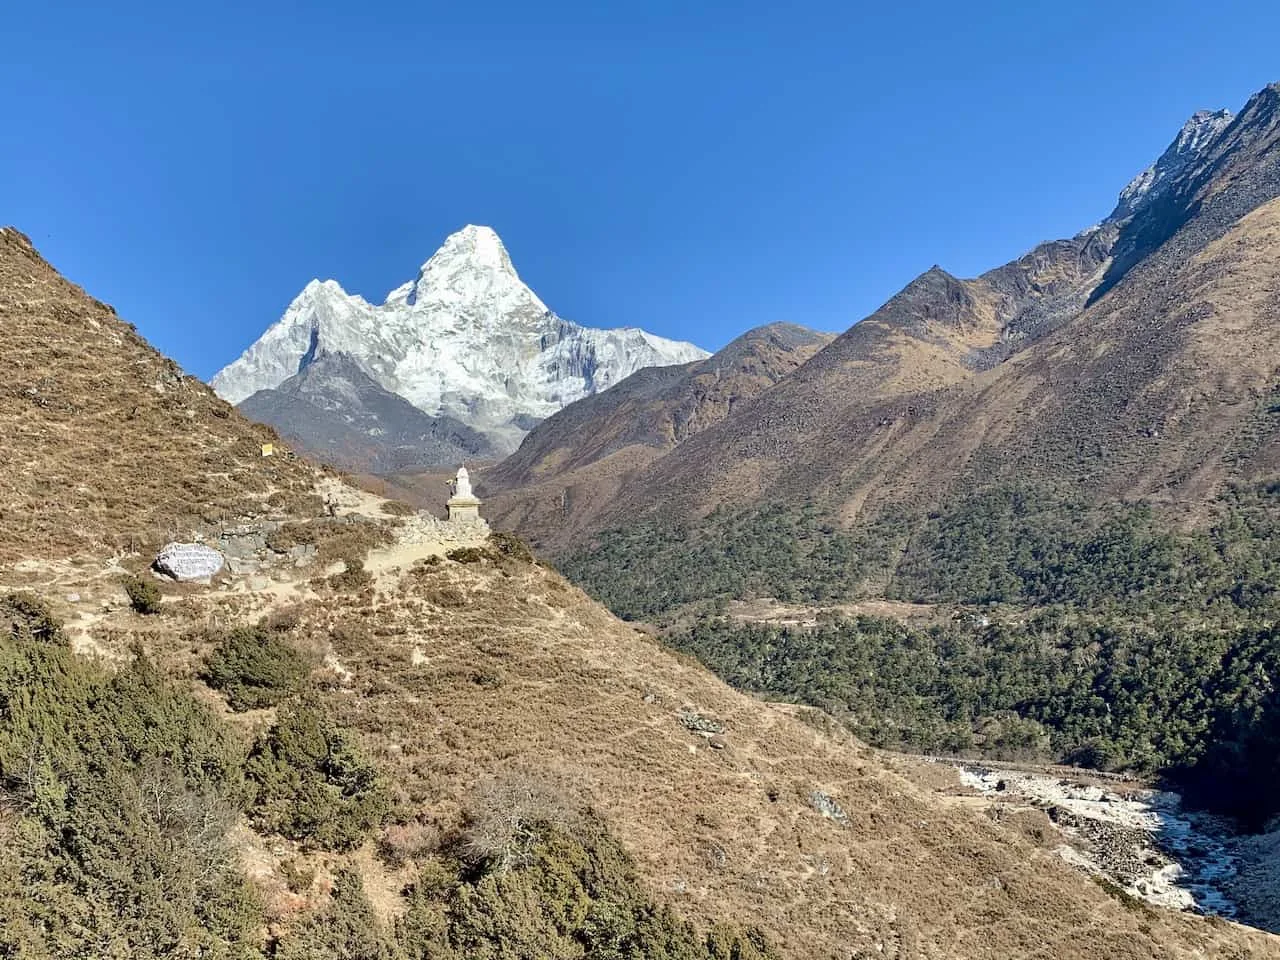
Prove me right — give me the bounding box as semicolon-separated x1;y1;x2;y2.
433;223;517;276
384;224;530;311
211;225;708;455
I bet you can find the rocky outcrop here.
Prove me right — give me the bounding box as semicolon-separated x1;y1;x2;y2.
1110;109;1236;222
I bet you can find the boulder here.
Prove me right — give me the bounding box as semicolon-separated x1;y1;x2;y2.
154;542;225;581
809;789;850;826
678;709;725;735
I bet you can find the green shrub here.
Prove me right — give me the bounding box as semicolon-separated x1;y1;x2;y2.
3;591;63;644
123;574;163;615
381;499;418;517
0;609;257;957
393;813;778;960
487;531;535;564
559;501;906;621
265;521;318;553
315;523;393;564
446;546;491;564
412;555;444;572
201;625;311;711
276;870;393;960
329;557;374;591
245;701;390;851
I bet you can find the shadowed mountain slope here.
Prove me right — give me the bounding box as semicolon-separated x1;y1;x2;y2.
239;352;495;474
469;323;832;537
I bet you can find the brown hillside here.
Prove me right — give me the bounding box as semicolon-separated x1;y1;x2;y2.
7;510;1279;959
0;228;321;563
470;324;832;541
482;223;1122;551
489;86;1280;554
3;234;1276;957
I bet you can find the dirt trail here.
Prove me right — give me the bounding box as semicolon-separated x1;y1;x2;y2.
0;477;489;660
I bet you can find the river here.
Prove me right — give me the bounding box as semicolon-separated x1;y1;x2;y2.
950;762;1280;933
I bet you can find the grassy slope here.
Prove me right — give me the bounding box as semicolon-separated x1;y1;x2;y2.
1;223;1278;957
0;228;319;563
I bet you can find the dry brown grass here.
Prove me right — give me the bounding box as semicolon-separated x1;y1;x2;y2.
1;229;1277;958
0;228;322;563
7;520;1280;957
91;548;1264;959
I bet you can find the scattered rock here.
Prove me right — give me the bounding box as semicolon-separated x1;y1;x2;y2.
154;542;225;581
64;592;80;603
679;709;725;735
323;652;354;684
217;525;270;558
708;735;728;750
809;789;850;826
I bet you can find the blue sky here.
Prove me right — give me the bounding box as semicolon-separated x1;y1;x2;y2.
3;1;1279;378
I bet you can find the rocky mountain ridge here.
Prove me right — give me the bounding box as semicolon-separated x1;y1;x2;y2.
237;351;496;475
1109;108;1236;222
479;85;1280;554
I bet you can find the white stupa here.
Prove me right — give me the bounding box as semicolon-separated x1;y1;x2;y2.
446;466;482;522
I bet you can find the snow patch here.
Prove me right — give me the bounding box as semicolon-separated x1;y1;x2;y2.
1111;109;1235;221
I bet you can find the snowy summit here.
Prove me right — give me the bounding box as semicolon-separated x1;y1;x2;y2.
211;225;708;453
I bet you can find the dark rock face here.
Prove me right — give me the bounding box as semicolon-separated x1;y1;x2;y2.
1109;109;1236;223
239;352;495;474
972;225;1120;365
1092;84;1280;305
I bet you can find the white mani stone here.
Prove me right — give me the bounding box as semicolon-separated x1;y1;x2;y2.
154;542;225;581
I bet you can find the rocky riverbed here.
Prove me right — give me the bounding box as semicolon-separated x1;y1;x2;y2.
953;763;1280;933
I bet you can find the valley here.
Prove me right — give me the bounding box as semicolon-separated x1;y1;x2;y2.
5;186;1280;956
4;54;1280;960
450;84;1280;844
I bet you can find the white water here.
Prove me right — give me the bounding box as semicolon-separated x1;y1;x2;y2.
956;764;1276;928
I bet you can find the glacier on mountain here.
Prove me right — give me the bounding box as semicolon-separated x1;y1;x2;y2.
211;225;708;452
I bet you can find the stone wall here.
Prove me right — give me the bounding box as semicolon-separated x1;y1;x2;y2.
399;512;490;546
